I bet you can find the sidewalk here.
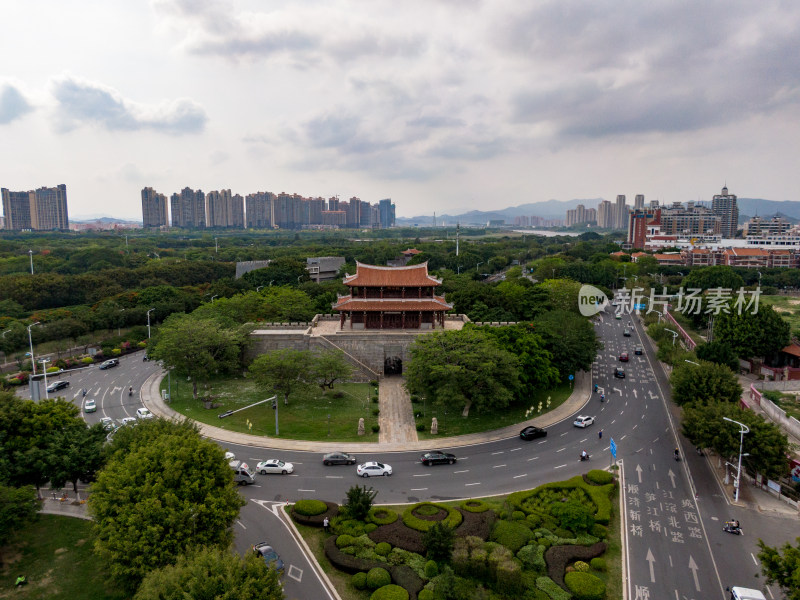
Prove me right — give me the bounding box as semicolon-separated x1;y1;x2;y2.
142;369;592;453
38;494;91;520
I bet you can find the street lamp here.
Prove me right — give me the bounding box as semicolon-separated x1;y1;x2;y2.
269;280;274;287
652;310;663;323
146;308;155;339
722;417;750;502
685;359;699;366
117;308;125;337
664;328;679;346
29;249;34;274
256;285;264;292
210;295;218;303
27;322;40;376
40;358;50;399
757;271;762;287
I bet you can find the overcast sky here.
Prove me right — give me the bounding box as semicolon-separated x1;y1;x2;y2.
2;1;799;220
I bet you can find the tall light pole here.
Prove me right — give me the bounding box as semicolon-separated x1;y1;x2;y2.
40;358;50;399
256;286;264;292
210;295;218;303
685;359;699;366
722;417;750;502
27;322;40;376
653;310;663;323
28;249;33;274
146;308;155;339
664;328;679;346
215;237;218;253
117;308;125;337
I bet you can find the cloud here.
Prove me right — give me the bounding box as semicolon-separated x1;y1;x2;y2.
51;76;208;134
0;84;33;124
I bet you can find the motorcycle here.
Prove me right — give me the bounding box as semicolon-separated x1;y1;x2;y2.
723;522;742;535
579;454;591;462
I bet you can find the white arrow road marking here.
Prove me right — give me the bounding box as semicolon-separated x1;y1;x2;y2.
614;387;622;394
632;389;638;399
646;548;656;582
635;464;643;483
688;555;701;591
668;469;677;488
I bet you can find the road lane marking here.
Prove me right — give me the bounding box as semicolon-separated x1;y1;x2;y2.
287;565;303;583
465;482;480;486
510;448;521;452
491;451;504;455
513;474;527;479
493;464;506;468
527;457;539;461
325;476;343;479
751;553;759;565
454;469;469;473
236;520;246;529
556;447;565;452
554;464;567;469
413;474;431;477
410;488;428;491
297;489;315;492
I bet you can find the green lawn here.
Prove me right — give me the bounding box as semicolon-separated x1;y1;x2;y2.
413;382;573;439
761;294;800;334
0;514;126;600
162;377;380;442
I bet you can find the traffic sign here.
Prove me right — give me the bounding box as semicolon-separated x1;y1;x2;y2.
609;438;617;459
568;374;574;381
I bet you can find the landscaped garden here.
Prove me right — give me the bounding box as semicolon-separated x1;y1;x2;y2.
290;470;619;600
161;376;380;442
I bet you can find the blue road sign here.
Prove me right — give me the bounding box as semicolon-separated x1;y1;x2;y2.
634;303;647;310
609;438;617;459
568;374;574;381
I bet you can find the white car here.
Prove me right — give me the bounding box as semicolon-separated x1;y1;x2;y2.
100;417;115;431
573;415;595;428
84;399;97;413
356;461;393;477
120;417;137;426
256;459;294;475
136;407;154;420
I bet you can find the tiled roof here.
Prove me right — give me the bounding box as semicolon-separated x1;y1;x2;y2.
653;254;683;261
333;295;453;312
343;262;442;287
781;342;800;358
725;248;769;256
402;248;422;255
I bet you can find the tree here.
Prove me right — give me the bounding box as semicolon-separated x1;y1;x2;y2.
423;521;455;563
695;341;739;372
148;314;247;399
713;304;791;359
550;500;595;533
405;329;520;416
242;257;309;288
343;484;377;521
532;310;602;379
48;423;107;497
249;349;313;405
757;537;800;600
681;401;789;479
0;484;39;547
89;419;245;592
538;279;582;314
682;266;745;292
134;546;285;600
309;349;353;390
670;361;742;406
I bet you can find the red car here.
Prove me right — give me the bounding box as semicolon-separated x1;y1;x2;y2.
619;352;629;362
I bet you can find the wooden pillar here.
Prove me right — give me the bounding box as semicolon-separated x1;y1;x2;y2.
380;312;384;328
401;312;405;328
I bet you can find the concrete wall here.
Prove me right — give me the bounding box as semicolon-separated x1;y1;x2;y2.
750;384;800;441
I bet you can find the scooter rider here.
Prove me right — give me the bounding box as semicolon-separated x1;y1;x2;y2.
128;386;133;396
581;450;589;461
674;448;680;461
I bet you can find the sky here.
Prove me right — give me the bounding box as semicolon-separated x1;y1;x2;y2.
1;0;799;220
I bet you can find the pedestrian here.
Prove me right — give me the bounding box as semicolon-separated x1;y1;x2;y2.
323;516;330;533
598;429;603;439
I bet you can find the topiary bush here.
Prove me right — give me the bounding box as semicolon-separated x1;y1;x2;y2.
416;423;425;431
512;510;526;521
517;544;546;572
507;476;614;525
375;542;392;556
293;499;328;516
460;499;490;513
585;469;614;485
536;576;572;600
565;571;606;600
337;534;355;548
368;507;399;525
490;520;534;553
352;571;368;589
590;524;607;539
589;557;607;572
372;424;380;433
369;584;409;600
402;502;463;532
424;559;438;578
418;589;434;600
365;523;378;533
573;561;590;572
366;567;392;590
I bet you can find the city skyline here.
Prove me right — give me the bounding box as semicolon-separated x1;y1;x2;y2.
2;2;800;220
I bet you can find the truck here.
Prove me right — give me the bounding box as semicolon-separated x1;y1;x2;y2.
728;586;768;600
230;460;256;485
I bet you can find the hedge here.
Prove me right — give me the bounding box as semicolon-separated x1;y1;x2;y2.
490;520;533;553
367;567;392;590
337;534;355;549
460;499;490;513
324;536;385;574
418;590;434;600
375;542;392;556
369;506;400;525
424;560;438;578
536;576;573;600
402;502;463;532
585;470;613;485
293;499;328;516
291;500;339;527
564;571;606;600
352;572;368;590
589;557;606;572
545;542;607;587
517;544;546;572
589;524;607;539
507;476;614;525
370;584;409;600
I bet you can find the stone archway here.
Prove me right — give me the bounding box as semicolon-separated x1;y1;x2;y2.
384;355;402;375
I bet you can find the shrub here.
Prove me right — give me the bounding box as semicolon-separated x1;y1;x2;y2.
573;561;590;572
372;424;380;433
418;590;434;600
368;507;399;525
491;520;533;553
369;584;409;600
585;470;613;485
507;476;614;525
293;499;328;516
402;502;463;532
424;560;438;578
344;485;378;521
460;499;490;513
370;380;379;387
512;510;526;521
536;576;572;600
337;534;355;548
352;571;368;589
410;395;419;403
589;557;607;572
554;526;576;538
423;522;455;562
372;396;379;403
375;542;392;556
366;567;392;590
517;544;546;572
496;559;524;596
365;523;378;533
565;571;606;600
590;524;607;539
372;408;380;416
81;357;94;364
416;504;440;516
416;423;425;431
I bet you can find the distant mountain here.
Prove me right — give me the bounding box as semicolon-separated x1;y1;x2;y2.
736;199;800;221
71;215;140;224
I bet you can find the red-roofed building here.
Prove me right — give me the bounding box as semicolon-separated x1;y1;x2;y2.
653;253;684;266
720;248;769;268
333;262;452;329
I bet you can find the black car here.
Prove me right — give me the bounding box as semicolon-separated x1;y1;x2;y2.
420;451;457;465
322;451;357;466
99;359;119;370
520;426;547;441
252;542;284;572
623;329;632;337
634;346;643;355
46;380;70;392
614;367;626;379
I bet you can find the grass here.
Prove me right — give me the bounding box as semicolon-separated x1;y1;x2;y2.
162;376;380;442
412;382;573;439
761;294;800;335
0;514;126;600
762;390;800;421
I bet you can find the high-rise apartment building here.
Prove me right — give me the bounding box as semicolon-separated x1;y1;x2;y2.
170;187;206;228
659;201;720;236
207;189;232;228
141;187;168;228
634;194;645;210
231;194;244;228
711;185;739;238
245;192;274;228
378;198;395;228
2;185;68;231
597;200;613;228
614;195;628;229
